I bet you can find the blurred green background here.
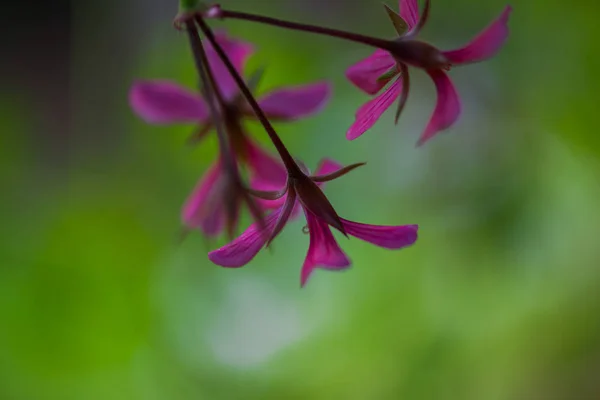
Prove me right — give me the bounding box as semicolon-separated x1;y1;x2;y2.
2;0;600;399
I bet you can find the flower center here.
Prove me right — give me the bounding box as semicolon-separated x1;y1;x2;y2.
390;39;450;70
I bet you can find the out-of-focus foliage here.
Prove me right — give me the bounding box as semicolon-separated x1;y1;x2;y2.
2;1;600;399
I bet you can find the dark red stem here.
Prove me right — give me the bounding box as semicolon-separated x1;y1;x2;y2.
196;16;308;176
184;19;267;238
185;20;235;172
217;8;396;52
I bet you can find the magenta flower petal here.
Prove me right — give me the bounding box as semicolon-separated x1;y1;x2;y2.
208;209;281;267
417;70;461;146
244;139;288;210
301;211;351;287
442;6;512;65
129;80;207;124
251;178;281;193
205;31;254;101
398;0;420;29
245;139;287;185
347;79;403;140
200;204;225;237
342;219;418;249
181;160;224;236
258;82;331;120
345;49;397;95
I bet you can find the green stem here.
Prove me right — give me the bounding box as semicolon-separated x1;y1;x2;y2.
179;0;205;13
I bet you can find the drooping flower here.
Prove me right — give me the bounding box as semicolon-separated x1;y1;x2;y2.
208;159;418;287
129;31;331;236
346;0;512;145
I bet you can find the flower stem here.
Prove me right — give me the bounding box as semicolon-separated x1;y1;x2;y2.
185;20;266;236
196;16;304;176
215;8;396;51
184;20;234;172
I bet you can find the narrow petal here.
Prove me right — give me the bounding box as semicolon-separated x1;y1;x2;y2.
301;211;351;287
442;6;512;65
203;204;225;237
384;4;409;36
406;0;430;37
205;31;254;101
257;82;331;120
347;79;403;140
240;189;270;242
208;208;282;267
342;219;418;249
266;189;297;246
394;64;410;124
314;159;344;177
398;0;420;29
129;81;207;124
345;49;397;95
417;70;461;146
311;162;365;183
181;160;224;236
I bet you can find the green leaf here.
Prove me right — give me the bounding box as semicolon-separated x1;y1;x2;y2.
377;67;399;83
383;3;408;36
394;64;410;124
179;0;206;12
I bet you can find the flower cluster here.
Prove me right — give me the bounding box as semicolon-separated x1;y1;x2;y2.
129;0;512;287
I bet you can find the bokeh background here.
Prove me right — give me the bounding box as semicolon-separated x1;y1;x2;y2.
2;0;600;399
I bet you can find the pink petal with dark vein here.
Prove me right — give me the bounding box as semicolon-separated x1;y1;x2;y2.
347;79;403;140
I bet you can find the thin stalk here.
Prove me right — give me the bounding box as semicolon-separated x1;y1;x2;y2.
195;16;303;176
185;20;265;235
217;8;396;51
185;20;233;171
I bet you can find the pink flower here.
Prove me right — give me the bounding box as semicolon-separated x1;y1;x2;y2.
346;1;512;145
128;31;331;236
208;159;418;287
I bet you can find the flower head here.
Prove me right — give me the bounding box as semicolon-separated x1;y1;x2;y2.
346;0;512;145
208;159;418;287
129;31;331;236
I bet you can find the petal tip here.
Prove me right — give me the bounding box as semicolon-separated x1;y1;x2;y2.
442;5;513;65
300;258;351;288
346;126;364;141
300;275;309;288
498;5;513;25
417;71;461;146
257;80;332;120
128;80;207;124
405;225;419;245
415;136;427;147
207;250;225;266
208;248;246;268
